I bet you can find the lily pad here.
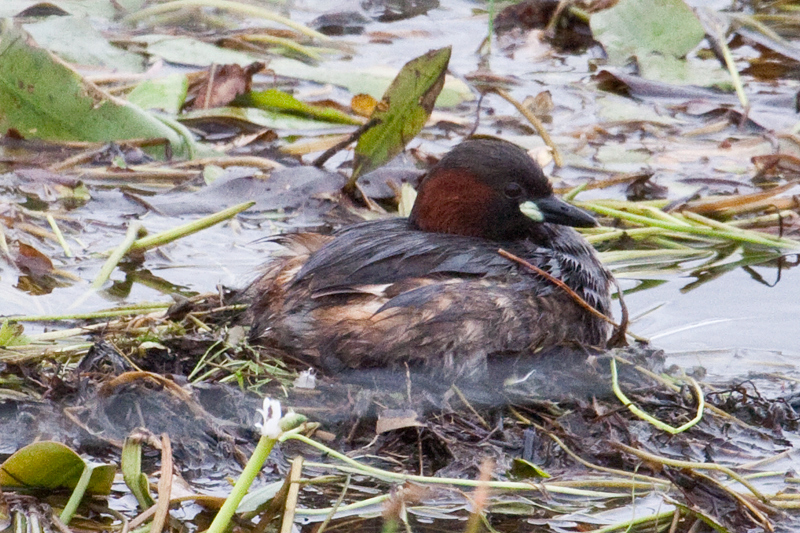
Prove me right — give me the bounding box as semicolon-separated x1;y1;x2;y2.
637;53;733;89
591;0;705;64
0;441;115;494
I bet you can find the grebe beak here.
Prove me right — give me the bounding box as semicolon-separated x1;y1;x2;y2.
520;196;598;228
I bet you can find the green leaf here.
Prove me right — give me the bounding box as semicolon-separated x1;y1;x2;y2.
0;22;193;158
637;53;732;89
509;458;551;480
590;0;705;64
238;89;362;125
350;47;450;183
24;16;145;72
179;106;351;131
236;481;283;513
0;441;115;494
121;437;155;509
128;73;189;114
0;320;28;347
133;34;261;67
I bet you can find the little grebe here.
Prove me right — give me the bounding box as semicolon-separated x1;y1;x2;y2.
243;138;613;377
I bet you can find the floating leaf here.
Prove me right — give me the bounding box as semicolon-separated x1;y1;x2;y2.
24;16;145;72
591;0;705;64
0;441;115;494
238;89;362;125
0;23;192;157
128;73;189;114
179;106;350;131
350;47;450;184
133;34;261;67
376;409;424;434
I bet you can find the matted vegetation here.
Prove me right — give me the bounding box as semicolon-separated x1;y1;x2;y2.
1;0;800;532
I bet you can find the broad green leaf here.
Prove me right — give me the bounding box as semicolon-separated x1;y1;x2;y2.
350;47;450;183
590;0;705;64
0;22;192;158
24;16;145;72
0;441;115;494
238;89;362;125
128;73;189;114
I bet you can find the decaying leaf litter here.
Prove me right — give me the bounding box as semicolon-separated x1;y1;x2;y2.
1;0;800;531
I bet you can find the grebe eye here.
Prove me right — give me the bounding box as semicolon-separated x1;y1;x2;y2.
504;182;523;199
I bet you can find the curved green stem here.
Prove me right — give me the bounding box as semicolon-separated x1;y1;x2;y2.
206;435;277;533
611;357;704;435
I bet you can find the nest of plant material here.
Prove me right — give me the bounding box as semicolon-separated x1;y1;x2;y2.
1;294;797;533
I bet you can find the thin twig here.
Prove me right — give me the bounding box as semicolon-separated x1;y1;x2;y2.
451;384;491;430
490;87;563;166
535;424;667;486
498;248;617;326
316;475;350;533
312;118;380;168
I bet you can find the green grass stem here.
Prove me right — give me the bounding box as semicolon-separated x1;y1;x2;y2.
123;201;254;254
59;463;93;524
281;432;634;498
92;222;142;290
580;203;800;249
611;358;704;435
8;303;170;323
47;214;73;257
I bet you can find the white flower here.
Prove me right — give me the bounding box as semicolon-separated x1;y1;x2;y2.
255;397;282;438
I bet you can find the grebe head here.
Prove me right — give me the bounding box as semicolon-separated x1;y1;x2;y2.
409;138;596;241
